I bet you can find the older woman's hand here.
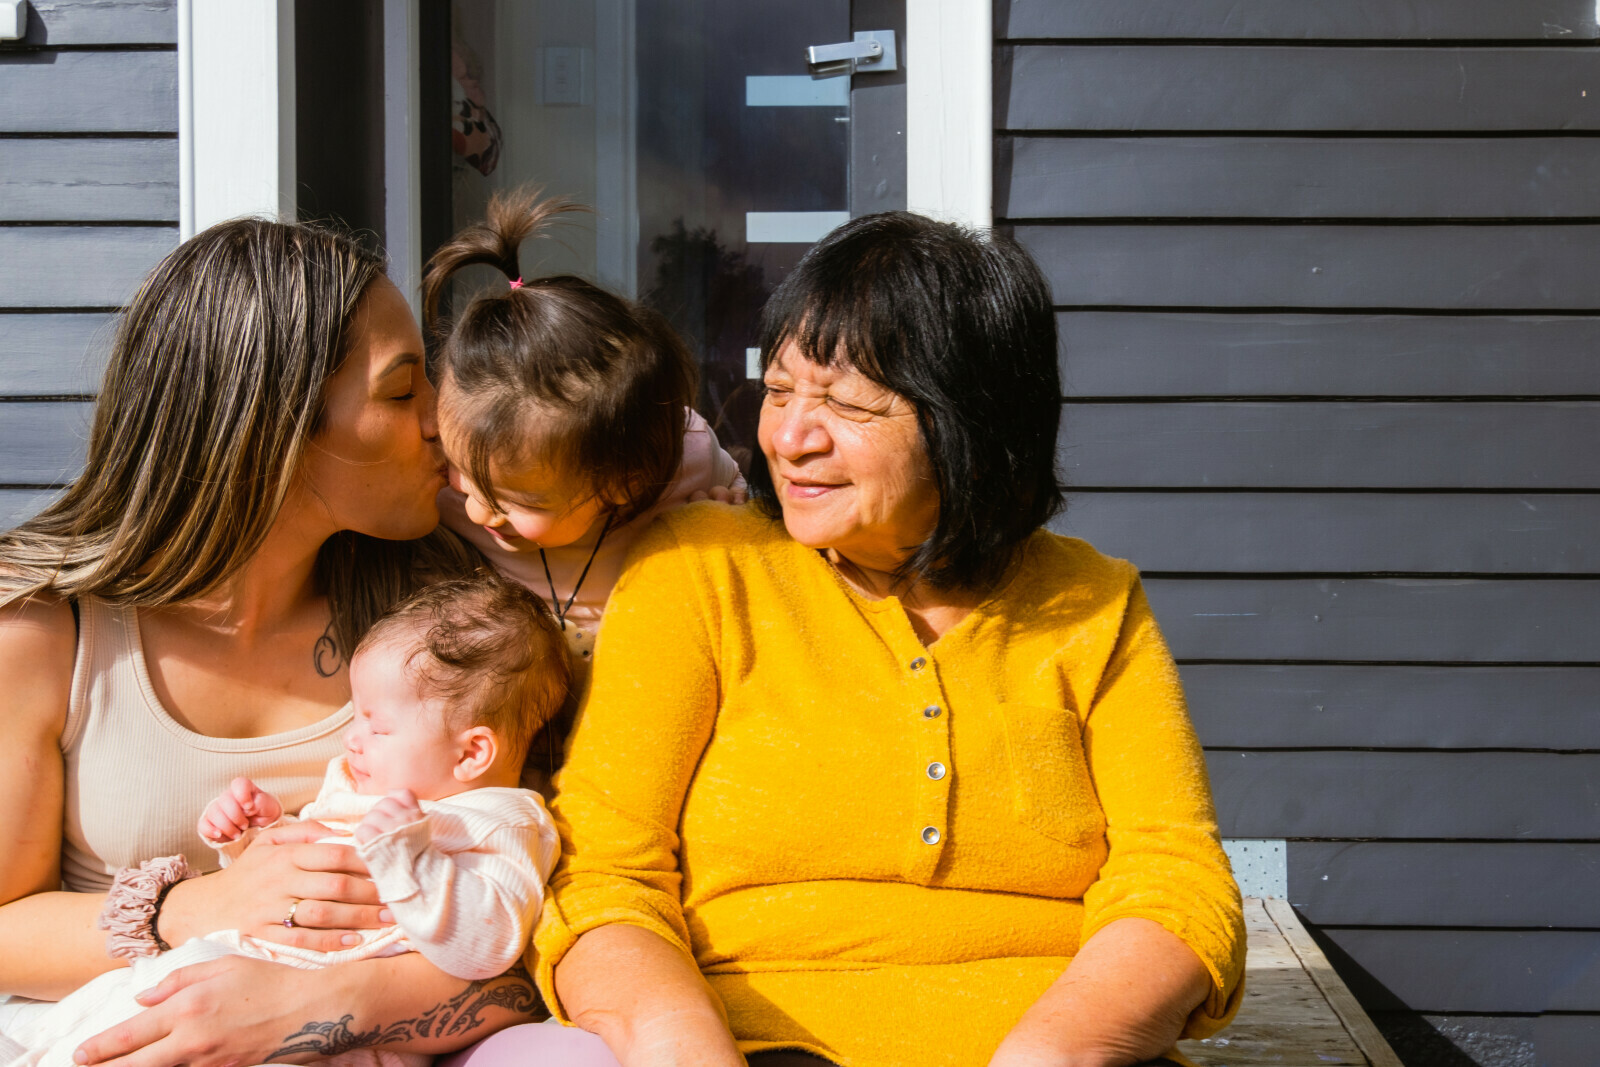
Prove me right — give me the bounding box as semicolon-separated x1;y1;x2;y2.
157;820;389;954
987;918;1213;1067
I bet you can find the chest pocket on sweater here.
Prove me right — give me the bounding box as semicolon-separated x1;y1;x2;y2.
997;703;1106;846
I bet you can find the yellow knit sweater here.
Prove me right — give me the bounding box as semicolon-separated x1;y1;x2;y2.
534;504;1245;1065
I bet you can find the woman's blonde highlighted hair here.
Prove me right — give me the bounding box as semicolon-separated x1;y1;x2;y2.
0;218;474;657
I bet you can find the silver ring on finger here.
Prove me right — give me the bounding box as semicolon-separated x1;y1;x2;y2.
283;899;301;929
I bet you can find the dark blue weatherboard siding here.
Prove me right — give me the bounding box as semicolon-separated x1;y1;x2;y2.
1290;842;1600;928
1179;664;1600;750
0;227;178;309
1;139;179;222
996;2;1600;1058
0;52;176;134
1001;46;1600;132
0;5;176;503
999;0;1600;41
1060;402;1600;490
1019;224;1600;310
1003;137;1600;221
1056;313;1600;397
0;402;93;485
0;314;114;395
11;0;176;45
1058;493;1600;574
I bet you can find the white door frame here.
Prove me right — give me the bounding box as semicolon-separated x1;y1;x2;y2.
905;0;992;229
383;0;423;318
178;0;297;240
182;0;993;255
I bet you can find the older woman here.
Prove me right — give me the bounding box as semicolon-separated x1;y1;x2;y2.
501;212;1246;1067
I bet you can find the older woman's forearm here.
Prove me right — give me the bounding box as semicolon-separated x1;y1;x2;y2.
989;917;1213;1067
554;924;744;1067
0;890;121;998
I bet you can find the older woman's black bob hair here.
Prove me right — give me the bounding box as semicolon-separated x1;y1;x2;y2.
751;211;1064;592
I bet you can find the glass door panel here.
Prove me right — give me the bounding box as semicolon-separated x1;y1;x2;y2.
447;0;851;469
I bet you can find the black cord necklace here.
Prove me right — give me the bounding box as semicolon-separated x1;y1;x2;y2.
540;512;615;627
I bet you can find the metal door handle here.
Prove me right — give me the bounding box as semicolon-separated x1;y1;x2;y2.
805;30;898;77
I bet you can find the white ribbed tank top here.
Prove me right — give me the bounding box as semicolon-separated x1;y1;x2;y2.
60;597;351;892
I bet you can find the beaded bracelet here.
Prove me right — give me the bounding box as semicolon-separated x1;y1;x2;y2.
96;855;197;959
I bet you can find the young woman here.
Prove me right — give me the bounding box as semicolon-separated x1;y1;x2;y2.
0;219;539;1067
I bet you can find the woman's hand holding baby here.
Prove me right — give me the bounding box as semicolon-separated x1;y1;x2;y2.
157;821;389;954
196;776;283;844
354;789;424;844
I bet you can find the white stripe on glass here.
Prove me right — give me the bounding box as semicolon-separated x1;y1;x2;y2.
745;211;850;244
745;75;849;107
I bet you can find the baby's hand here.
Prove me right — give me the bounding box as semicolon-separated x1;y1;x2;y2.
197;776;284;844
355;789;424;844
688;484;749;505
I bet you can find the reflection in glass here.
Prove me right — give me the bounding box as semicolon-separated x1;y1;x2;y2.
447;0;848;467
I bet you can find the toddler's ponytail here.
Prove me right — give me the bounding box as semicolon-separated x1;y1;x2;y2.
425;188;698;527
421;188;585;335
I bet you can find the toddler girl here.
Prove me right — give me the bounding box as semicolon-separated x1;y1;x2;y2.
0;574;569;1067
423;190;745;698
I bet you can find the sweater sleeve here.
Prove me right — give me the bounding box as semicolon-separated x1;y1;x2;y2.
531;519;720;1021
1077;571;1246;1038
357;795;557;981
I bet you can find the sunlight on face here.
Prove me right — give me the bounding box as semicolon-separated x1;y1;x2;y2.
298;277;448;540
757;342;939;577
344;637;465;801
435;381;610;552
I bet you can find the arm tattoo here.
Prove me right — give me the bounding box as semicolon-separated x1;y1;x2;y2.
267;964;542;1059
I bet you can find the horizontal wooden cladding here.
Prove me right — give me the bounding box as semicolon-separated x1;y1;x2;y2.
1182;664;1600;749
0;314;111;394
1290;842;1600;927
0;489;55;530
999;0;1600;41
0;227;175;308
1002;137;1600;220
1062;402;1600;489
1058;313;1600;397
1;139;177;221
1317;928;1600;1013
16;0;175;45
1000;46;1600;132
1147;578;1600;663
1058;493;1600;573
0;402;91;484
1017;225;1600;310
0;51;176;134
1206;751;1600;839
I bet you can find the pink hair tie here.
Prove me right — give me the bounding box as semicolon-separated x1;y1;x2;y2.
509;277;524;290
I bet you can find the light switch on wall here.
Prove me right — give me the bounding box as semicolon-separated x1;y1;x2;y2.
541;46;591;106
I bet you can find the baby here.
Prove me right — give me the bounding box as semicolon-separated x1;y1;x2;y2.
0;574;569;1067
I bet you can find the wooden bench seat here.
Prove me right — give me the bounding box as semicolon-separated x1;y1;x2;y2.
1178;898;1403;1067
